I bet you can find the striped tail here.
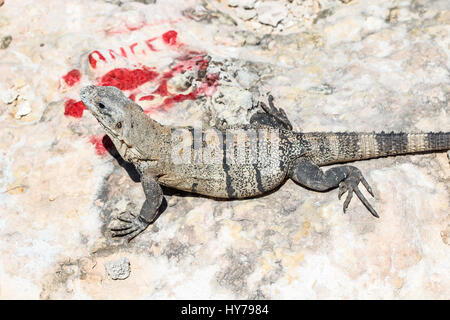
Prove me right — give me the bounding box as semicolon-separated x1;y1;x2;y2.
302;132;450;166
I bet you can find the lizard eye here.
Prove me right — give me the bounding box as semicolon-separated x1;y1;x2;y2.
98;103;106;109
116;122;122;129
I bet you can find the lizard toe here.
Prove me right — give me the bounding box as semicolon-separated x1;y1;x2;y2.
117;212;133;223
338;171;379;218
110;218;133;231
111;228;135;237
110;216;150;240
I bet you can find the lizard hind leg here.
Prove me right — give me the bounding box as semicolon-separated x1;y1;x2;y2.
289;157;379;218
250;94;293;130
110;173;163;241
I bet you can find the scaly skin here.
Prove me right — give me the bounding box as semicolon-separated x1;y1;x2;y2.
80;85;450;241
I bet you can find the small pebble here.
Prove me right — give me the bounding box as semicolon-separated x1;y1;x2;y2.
0;35;12;49
168;196;179;207
104;257;131;280
15;100;31;119
0;89;18;104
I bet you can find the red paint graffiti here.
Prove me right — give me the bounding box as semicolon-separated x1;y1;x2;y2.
162;30;177;45
159;92;196;110
99;67;159;91
88;51;107;69
64;31;220;121
198;73;220;96
88;31;180;70
152;80;169;96
139;95;155;101
128;93;137;101
148;54;217;111
144;38;158;52
89;135;114;156
108;48;128;60
155;73;219;111
62;69;81;87
64;99;86;118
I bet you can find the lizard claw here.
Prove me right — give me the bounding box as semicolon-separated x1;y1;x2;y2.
338;170;379;218
116;212;134;223
258;94;293;130
110;215;150;242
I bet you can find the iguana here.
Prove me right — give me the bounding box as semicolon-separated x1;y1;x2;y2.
80;85;450;241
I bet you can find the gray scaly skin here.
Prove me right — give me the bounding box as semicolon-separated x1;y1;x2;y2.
80;85;450;241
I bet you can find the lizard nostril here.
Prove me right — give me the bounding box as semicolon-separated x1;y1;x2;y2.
98;103;106;109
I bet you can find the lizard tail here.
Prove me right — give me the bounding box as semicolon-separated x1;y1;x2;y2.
301;132;450;166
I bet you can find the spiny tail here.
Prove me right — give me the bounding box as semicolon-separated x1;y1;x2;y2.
302;132;450;166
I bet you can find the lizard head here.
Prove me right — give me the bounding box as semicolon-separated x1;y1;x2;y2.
80;85;144;160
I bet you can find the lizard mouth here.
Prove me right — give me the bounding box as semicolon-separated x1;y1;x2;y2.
96;121;131;155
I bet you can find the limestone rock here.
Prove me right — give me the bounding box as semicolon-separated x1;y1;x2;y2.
210;85;254;126
235;7;257;21
104;257;131;280
256;1;289;27
15;99;31;119
0;0;449;300
229;0;256;9
0;88;18;104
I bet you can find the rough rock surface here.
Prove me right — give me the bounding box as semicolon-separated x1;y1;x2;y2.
0;0;449;299
104;257;131;280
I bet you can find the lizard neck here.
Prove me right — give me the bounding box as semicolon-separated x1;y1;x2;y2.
104;111;169;162
124;112;171;161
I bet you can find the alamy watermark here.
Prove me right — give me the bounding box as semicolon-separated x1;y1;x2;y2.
171;126;280;165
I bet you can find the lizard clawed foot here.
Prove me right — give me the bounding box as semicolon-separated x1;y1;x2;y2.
338;169;379;218
258;94;293;130
110;213;150;242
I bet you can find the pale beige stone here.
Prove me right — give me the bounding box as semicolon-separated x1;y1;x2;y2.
0;0;448;300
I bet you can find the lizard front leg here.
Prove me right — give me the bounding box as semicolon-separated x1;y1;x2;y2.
250;94;293;130
111;172;163;241
289;157;379;217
